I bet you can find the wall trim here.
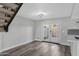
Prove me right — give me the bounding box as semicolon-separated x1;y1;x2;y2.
0;40;33;53
35;39;70;46
60;42;71;46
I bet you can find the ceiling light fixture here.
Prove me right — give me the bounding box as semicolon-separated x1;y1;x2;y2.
36;11;47;18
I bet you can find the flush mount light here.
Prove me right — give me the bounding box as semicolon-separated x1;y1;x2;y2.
38;13;44;17
34;11;47;18
38;12;46;17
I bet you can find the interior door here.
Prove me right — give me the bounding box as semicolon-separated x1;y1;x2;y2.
50;24;61;43
43;24;51;42
42;24;61;43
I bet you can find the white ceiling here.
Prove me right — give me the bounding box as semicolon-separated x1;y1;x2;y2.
18;3;74;20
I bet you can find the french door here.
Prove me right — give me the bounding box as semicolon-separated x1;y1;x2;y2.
42;24;61;43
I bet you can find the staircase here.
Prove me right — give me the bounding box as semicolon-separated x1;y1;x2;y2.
0;3;23;32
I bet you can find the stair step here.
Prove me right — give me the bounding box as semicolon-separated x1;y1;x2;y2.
0;22;8;26
0;15;10;20
0;7;14;15
0;3;18;10
0;19;5;22
0;27;5;32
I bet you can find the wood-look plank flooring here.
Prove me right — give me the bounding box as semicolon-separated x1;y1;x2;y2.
1;41;71;56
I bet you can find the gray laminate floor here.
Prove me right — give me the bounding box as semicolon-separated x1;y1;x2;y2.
1;41;71;56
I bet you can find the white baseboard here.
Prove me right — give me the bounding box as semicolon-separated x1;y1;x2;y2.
35;39;70;46
60;42;71;46
0;40;33;53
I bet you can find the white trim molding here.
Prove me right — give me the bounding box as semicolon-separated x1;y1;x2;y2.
0;40;33;53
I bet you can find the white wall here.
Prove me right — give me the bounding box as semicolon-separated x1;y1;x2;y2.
0;15;35;52
35;19;61;41
0;33;3;50
34;17;76;46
